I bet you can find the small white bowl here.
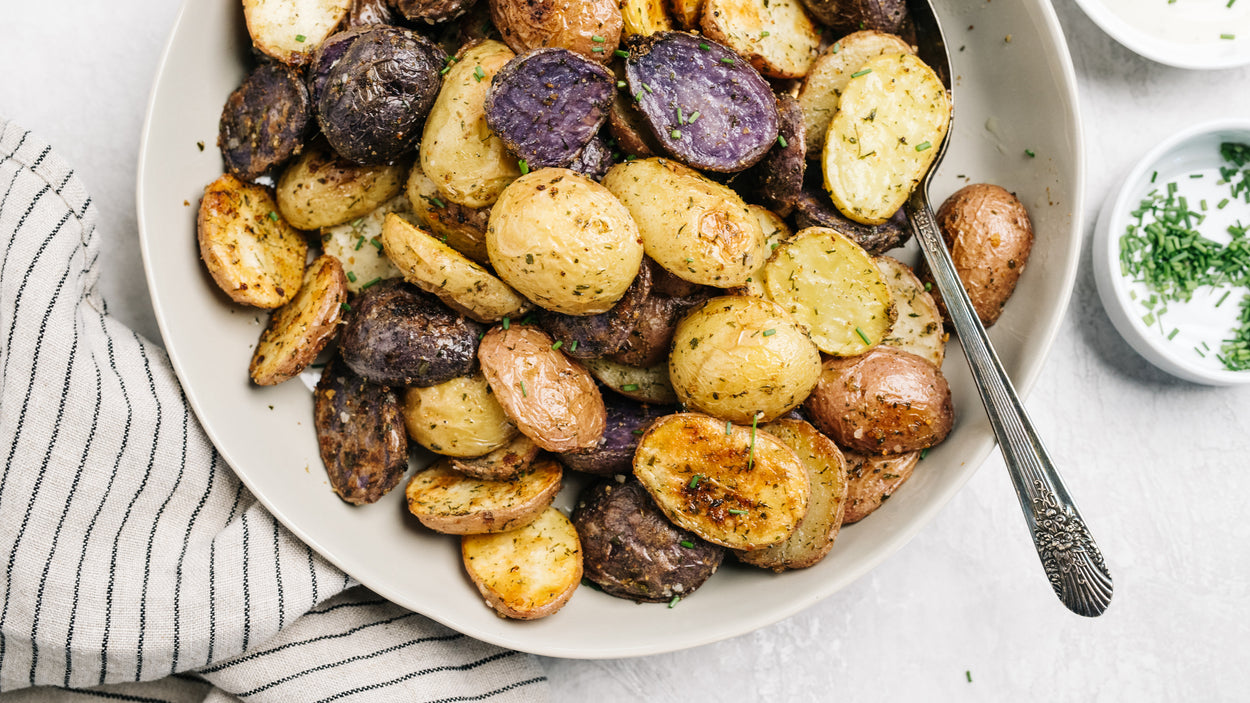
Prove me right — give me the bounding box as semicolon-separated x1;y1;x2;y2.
1093;118;1250;385
1072;0;1250;70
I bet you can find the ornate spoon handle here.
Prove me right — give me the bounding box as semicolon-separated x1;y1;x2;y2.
906;192;1114;617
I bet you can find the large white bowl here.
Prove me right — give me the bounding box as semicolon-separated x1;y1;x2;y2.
137;0;1083;658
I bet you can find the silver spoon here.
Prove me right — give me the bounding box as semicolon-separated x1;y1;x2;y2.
903;0;1114;617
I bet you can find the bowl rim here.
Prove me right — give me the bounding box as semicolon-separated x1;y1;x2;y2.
1093;117;1250;386
1071;0;1250;71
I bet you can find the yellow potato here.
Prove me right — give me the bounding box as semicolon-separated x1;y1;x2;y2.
276;142;407;231
701;0;819;79
462;507;583;619
402;374;518;458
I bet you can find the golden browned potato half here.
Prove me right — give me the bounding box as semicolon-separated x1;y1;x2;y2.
276;142;408;231
490;0;623;62
406;162;491;264
402;373;518;457
669;296;822;424
249;255;348;386
876;256;944;367
451;433;541;480
488;169;644;316
932;183;1035;327
602;158;767;288
243;0;351;66
634;412;809;550
841;450;919;524
478;325;607;452
198;174;307;309
804;346;953;455
620;0;672;35
701;0;819;79
420;40;521;208
462;506;583;619
405;458;562;534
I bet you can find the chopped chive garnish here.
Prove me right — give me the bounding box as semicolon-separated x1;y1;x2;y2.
855;327;872;345
668;595;680;608
642;82;653;93
919;448;929;460
474;65;485;81
728;508;747;515
551;340;563;350
850;68;872;78
617;80;627;88
592;47;604;53
762;328;776;336
1168;328;1180;340
832;41;841;53
689;474;702;488
746;412;758;471
777;134;788;148
687;111;700;123
721;57;735;64
915;141;932;152
677;106;684;124
295;34;306;42
699;43;710;50
519;380;526;397
440;65;452;75
569;340;578;351
1217;290;1232;307
726;420;732;435
369;238;382;250
346;271;357;283
593;35;606;42
1222;33;1236;40
340;302;351;312
680;540;695;548
268;210;279;221
760;30;770;37
361;277;381;290
615;49;629;58
354;237;365;251
429;196;446;208
518;159;529;175
1151;170;1158;183
1219;198;1231;209
502;316;510;329
671;129;682;140
1025;148;1036;158
622;383;639;391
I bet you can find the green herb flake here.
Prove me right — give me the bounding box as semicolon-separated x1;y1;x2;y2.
855;327;872;345
721;57;735;65
551;340;563;350
668;595;681;609
518;159;529;175
728;508;747;515
346;271;358;283
762;328;777;336
1025;148;1037;158
361;277;381;290
671;129;682;140
615;49;630;58
617;80;627;88
569;340;578;351
622;383;640;392
689;474;702;488
340;302;352;313
295;34;306;42
592;47;604;53
850;68;872;78
915;141;932;152
473;65;486;82
593;35;606;42
1222;33;1236;40
777;134;788;148
688;111;701;123
832;41;841;53
268;210;279;221
502;316;510;330
699;42;710;50
519;380;527;397
680;540;695;548
919;447;929;460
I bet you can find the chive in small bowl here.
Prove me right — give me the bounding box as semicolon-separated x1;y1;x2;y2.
1093;118;1250;385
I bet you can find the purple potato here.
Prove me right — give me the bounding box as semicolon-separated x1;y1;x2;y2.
348;0;397;25
317;26;446;164
307;27;371;107
742;93;805;217
484;48;615;169
791;171;910;255
218;62;311;180
390;0;477;24
557;394;673;475
338;279;486;386
568;133;616;181
624;32;779;173
574;478;725;601
535;260;651;359
314;356;408;505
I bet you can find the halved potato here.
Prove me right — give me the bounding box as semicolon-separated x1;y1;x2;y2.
822;52;951;225
762;226;895;357
842;450;919;524
620;0;672;36
406;162;491;264
701;0;819;79
798;31;914;159
198;174;307;309
402;374;518;458
737;419;847;571
451;433;541;480
249;255;348;385
583;357;679;405
243;0;351;66
381;213;530;323
734;204;793;297
406;458;563;535
276;141;408;231
669;0;704;27
876;256;944;367
320;195;407;292
462;506;583;619
634;412;809;550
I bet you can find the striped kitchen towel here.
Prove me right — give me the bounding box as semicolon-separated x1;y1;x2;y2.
0;119;549;701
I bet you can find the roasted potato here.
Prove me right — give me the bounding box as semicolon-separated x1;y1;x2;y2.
931;183;1035;327
798;30;914;160
218;62;312;181
608;289;707;368
669;0;704;29
741;96;806;217
574;478;724;601
737;419;847;571
791;173;911;254
391;0;476;24
822;52;950;225
842;450;919;524
487;169;645;315
701;0;819;79
381;213;531;323
462;506;583;619
761;226;895;357
349;0;395;25
402;373;518;457
276;141;407;231
320;196;408;293
634;412;809;550
607;63;664;158
197;174;307;309
406;458;562;534
535;260;651;359
669;296;822;423
478;325;607;452
420;40;521;209
799;0;906;34
243;0;351;66
567;134;617;181
620;0;673;36
602;158;767;288
876;256;944;367
249;255;348;386
489;0;623;63
804;346;953;455
338;280;486;387
405;162;492;264
314;357;409;505
556;393;673;475
451;433;541;480
582;357;680;404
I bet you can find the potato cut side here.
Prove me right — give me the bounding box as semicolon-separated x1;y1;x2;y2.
402;373;518;458
737;419;847;571
876;256;945;367
620;0;673;36
382;213;530;323
701;0;819;79
762;226;894;356
249;255;348;386
634;412;809;550
276;142;408;231
582;357;679;405
822;52;950;225
320;195;408;293
451;433;540;481
406;458;563;535
669;0;704;28
734;204;793;298
198;174;308;309
798;30;914;160
462;507;583;620
406;161;491;265
243;0;352;66
842;450;918;524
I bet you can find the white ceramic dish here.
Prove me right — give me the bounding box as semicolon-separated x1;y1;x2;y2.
1072;0;1250;70
1093;119;1250;385
137;0;1083;657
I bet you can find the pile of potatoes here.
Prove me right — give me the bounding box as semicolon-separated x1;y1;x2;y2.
197;0;1035;620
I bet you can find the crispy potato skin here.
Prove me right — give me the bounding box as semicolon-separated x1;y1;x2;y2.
405;162;492;264
250;255;348;386
535;259;651;359
405;458;562;534
276;141;407;231
841;450;918;524
804;346;953;455
556;393;673;475
462;506;583;619
930;183;1034;328
669;296;822;423
574;479;724;601
197;174;307;309
391;0;476;24
402;374;518;457
314;357;409;505
798;0;906;34
451;433;541;480
478;325;607;452
218;62;312;181
742;95;806;217
489;0;623;63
